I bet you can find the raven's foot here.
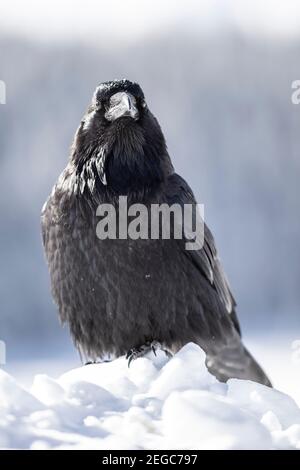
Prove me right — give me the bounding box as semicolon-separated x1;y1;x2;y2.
84;360;100;366
126;341;172;367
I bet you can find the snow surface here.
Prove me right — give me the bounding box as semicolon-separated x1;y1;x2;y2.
1;343;300;450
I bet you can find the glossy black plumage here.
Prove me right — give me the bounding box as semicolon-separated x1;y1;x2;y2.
41;79;271;386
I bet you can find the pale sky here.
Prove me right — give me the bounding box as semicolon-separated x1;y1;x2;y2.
1;0;300;42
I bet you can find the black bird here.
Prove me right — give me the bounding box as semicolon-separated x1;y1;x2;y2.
41;79;271;386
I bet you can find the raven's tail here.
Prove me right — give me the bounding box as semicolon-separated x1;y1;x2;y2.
205;336;272;387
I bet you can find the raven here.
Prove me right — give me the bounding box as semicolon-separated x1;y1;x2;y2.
41;79;271;386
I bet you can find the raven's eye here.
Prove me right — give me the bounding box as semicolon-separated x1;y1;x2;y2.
141;100;147;108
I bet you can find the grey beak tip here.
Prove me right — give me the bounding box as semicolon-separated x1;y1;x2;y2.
105;92;139;122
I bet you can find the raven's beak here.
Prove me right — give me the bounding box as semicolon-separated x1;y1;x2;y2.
105;91;139;122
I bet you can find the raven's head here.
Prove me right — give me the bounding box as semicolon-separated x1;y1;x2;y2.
71;79;173;197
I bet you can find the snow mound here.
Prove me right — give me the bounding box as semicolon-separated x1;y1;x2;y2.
1;343;300;450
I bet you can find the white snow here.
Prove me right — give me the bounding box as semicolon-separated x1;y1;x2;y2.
1;343;300;450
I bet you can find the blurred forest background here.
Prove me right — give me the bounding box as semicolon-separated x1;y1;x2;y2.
0;1;300;365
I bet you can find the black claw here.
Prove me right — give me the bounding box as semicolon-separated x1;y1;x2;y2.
84;359;102;365
128;356;133;368
125;350;131;360
126;348;136;367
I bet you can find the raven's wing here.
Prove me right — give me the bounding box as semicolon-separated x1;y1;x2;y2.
166;172;241;335
165;173;271;386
